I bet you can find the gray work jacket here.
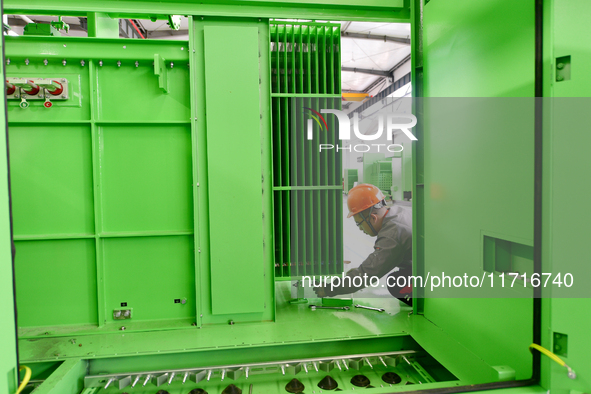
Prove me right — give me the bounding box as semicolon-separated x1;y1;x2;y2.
330;203;412;296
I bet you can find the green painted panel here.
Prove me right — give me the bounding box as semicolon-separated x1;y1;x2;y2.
14;239;97;327
189;18;273;325
545;99;591;390
9;125;94;236
204;25;265;315
545;2;591;392
551;0;591;98
421;0;536;381
420;98;535;379
100;125;193;233
423;298;533;381
97;64;190;122
423;0;534;98
103;236;195;322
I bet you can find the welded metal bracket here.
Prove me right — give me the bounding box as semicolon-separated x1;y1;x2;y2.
154;53;169;93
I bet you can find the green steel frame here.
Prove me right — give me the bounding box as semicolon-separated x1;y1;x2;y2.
0;24;19;394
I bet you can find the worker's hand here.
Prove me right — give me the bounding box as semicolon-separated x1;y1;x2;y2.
313;285;328;298
313;279;338;298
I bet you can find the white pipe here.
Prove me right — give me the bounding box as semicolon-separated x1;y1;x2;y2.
3;15;19;36
18;15;34;24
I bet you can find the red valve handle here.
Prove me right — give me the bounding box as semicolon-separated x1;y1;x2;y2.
6;80;15;95
23;80;40;96
46;81;64;96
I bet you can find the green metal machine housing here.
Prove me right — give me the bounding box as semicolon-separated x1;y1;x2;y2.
344;169;358;194
0;1;590;394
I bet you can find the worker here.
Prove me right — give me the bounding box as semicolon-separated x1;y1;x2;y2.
314;184;413;305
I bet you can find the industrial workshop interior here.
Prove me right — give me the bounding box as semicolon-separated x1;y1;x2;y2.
1;1;590;394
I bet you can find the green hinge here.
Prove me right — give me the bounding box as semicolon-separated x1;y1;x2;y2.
154;53;169;93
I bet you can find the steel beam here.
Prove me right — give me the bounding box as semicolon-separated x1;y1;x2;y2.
30;359;87;394
147;29;189;38
349;72;411;117
362;53;411;93
342;67;390;77
342;31;410;45
4;0;410;23
5;35;189;61
119;18;144;39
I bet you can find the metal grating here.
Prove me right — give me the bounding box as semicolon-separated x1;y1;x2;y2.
376;161;393;193
270;23;343;279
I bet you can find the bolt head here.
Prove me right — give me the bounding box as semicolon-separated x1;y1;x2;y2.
557;63;565;69
62;79;66;82
120;326;126;331
557;75;564;81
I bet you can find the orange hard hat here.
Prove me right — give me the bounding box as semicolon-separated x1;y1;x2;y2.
346;184;385;218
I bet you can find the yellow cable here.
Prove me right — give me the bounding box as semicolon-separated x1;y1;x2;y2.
529;343;576;379
16;365;31;394
529;343;565;366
